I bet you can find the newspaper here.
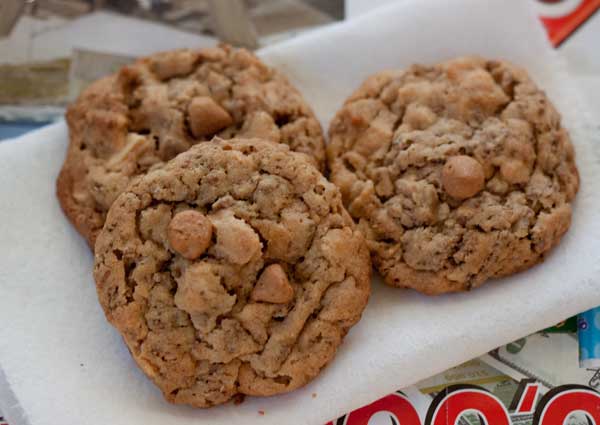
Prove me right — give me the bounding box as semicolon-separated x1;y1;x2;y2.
416;359;525;425
327;347;592;425
482;333;600;389
417;359;520;406
410;344;591;425
417;348;592;425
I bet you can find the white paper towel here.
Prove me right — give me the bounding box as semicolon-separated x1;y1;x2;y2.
1;0;599;424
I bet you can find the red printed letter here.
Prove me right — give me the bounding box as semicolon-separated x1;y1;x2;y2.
425;385;511;425
534;385;600;425
343;392;422;425
510;379;541;414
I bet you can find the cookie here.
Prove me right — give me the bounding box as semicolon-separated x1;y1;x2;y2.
94;138;371;407
57;44;325;247
328;57;579;295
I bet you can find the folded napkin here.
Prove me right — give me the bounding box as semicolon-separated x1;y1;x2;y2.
1;0;599;424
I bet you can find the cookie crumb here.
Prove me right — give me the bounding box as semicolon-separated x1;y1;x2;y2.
258;410;265;416
232;394;245;405
312;392;317;398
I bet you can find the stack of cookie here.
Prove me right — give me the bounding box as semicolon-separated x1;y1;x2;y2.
56;46;578;407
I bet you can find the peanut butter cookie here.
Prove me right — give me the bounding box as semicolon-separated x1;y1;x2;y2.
94;138;370;407
57;45;325;247
328;57;579;295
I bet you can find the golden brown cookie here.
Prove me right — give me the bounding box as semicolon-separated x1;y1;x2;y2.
57;44;325;247
328;57;579;295
94;138;371;407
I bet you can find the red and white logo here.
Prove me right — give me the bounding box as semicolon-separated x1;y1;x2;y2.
328;383;600;425
535;0;600;46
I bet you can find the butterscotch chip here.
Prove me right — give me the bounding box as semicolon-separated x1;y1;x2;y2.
239;111;280;143
188;96;233;138
57;44;325;248
251;264;294;304
94;138;371;407
168;210;212;260
328;56;579;295
442;155;485;200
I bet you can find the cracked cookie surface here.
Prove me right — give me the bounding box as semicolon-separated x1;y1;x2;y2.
94;138;370;407
57;44;326;247
327;57;579;295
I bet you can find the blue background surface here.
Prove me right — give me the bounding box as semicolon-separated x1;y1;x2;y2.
0;122;48;141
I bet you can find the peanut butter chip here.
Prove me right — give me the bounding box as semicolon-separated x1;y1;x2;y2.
187;96;233;138
442;155;485;200
251;264;294;304
168;210;212;259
